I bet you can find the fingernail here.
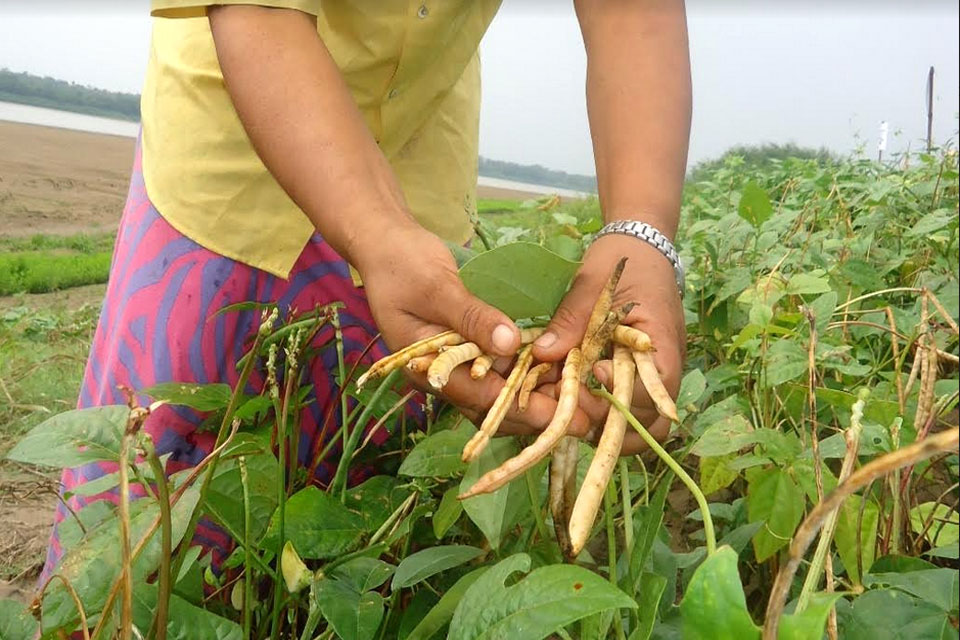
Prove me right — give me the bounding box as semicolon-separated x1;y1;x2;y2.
534;331;557;349
492;324;516;353
594;365;609;387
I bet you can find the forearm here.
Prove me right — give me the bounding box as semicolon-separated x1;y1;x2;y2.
576;0;691;238
208;5;418;271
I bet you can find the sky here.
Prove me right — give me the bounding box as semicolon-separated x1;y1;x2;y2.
1;1;958;176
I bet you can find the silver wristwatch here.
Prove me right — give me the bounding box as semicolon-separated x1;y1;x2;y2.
594;220;685;297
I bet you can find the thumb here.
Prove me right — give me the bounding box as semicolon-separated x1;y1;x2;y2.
440;283;520;357
532;273;601;362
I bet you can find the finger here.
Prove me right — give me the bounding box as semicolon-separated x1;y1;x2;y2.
620;415;671;455
438;282;520;357
531;269;606;362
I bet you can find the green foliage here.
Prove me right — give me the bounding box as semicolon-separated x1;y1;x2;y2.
0;67;140;120
5;145;958;638
0;250;112;295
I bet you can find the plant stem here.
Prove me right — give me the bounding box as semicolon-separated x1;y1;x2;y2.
598;389;716;556
524;467;551;544
36;574;91;640
330;370;401;501
605;482;627;640
146;450;172;640
239;456;253;640
619;460;634;563
116;414;141;640
763;427;959;640
332;309;350;455
797;389;866;612
271;367;297;640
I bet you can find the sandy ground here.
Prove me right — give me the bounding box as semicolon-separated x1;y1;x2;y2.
0;120;539;239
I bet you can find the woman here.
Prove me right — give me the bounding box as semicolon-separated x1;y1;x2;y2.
43;0;691;578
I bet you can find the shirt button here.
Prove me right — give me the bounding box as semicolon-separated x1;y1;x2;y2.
388;88;399;100
417;4;429;18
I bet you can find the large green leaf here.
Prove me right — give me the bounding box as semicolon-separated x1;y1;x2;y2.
448;554;636;640
315;577;384;640
392;545;484;590
140;382;233;412
131;584;242;640
839;589;955;639
690;415;755;457
910;502;960;548
7;405;128;467
432;486;464;539
344;475;412;534
833;495;879;584
459;437;537;550
331;557;396;594
458;242;579;319
747;467;804;562
405;567;488;640
261;486;363;559
738;182;773;228
678;546;760;640
779;592;845;640
398;426;475;478
699;454;739;495
863;569;959;613
41;485;201;633
630;474;672;594
0;599;38;640
631;572;667;640
203;452;278;542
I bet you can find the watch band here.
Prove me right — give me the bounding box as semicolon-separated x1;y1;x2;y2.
594;220;685;297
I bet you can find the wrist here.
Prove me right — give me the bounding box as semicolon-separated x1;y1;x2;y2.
602;208;678;241
346;214;429;277
593;219;684;297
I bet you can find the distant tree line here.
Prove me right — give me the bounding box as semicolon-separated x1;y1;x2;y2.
0;68;140;121
688;142;837;182
478;156;597;193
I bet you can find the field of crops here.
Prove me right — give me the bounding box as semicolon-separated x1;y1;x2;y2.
0;148;957;639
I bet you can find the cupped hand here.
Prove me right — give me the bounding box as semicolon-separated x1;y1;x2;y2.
531;232;686;454
356;224;592;434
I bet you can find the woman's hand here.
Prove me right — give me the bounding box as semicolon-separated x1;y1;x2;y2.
356;224;596;438
532;233;686;454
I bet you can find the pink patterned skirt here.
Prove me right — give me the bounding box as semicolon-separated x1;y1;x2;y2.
41;137;417;580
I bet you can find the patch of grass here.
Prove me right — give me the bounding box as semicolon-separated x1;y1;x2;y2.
0;232;115;255
0;304;98;451
0;251;112;296
477;198;525;214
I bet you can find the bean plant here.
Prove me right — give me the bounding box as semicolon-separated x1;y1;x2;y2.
2;146;958;639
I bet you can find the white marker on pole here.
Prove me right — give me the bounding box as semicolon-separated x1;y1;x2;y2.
878;121;889;161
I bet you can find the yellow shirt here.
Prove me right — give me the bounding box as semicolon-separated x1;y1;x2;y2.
145;0;501;277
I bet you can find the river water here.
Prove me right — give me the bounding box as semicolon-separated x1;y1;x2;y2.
0;100;589;197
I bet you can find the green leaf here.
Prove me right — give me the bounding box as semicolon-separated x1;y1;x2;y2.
700;454;739;495
261;486;364;560
405;567;488;640
677;369;707;409
630;474;672;593
840;588;954;639
449;553;636;640
690;415;755;457
331;557;396;594
41;485;201;633
747;467;804;562
786;273;832;296
7;405;128;467
631;572;667;640
433;486;464;539
140;382;233;411
0;599;38;640
833;495;879;584
762;339;808;388
738;182;773;228
204;452;278;542
679;546;760;639
544;235;583;262
459;242;580;319
132;583;242;640
459;437;536;549
345;476;412;534
315;577;384;640
392;545;484;590
779;592;845;640
863;569;959;613
398;426;475;478
909;502;959;548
